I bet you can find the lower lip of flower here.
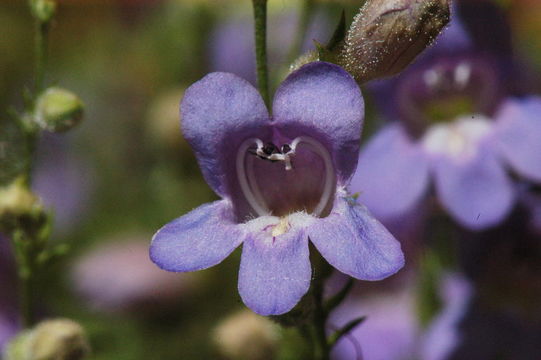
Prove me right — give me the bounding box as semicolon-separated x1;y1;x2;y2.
235;135;336;219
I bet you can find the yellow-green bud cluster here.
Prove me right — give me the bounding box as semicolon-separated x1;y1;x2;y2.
35;88;84;133
213;309;279;360
29;0;56;24
3;319;90;360
0;178;41;219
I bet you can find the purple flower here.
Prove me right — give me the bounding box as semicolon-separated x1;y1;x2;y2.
330;288;419;360
330;273;472;360
350;14;541;230
420;273;473;360
150;62;404;316
71;235;199;313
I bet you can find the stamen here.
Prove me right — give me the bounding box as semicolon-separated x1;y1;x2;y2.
249;139;296;171
238;136;335;218
289;136;335;217
236;138;271;217
271;217;290;237
262;143;278;156
246;154;270;212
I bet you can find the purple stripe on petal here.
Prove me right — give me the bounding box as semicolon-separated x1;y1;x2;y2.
494;97;541;182
180;72;270;197
272;62;364;185
432;145;514;230
350;124;430;221
238;220;311;315
309;193;404;280
150;200;244;272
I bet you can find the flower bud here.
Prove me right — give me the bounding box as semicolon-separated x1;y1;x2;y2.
289;50;319;73
0;178;41;219
4;319;90;360
339;0;450;83
213;310;279;360
35;88;84;133
30;319;90;360
29;0;56;24
3;330;29;360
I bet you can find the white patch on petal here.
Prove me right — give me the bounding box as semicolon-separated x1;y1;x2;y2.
241;212;315;246
272;217;290;237
421;116;493;161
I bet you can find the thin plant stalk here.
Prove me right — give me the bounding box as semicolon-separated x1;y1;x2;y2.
252;0;270;108
14;3;53;328
34;21;50;96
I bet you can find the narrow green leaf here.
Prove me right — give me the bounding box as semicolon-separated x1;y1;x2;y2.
323;277;353;314
328;316;366;347
326;10;346;52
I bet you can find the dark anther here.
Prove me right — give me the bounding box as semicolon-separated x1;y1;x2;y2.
281;144;291;154
263;142;278;155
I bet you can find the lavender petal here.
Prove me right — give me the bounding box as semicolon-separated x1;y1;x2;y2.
150;200;244;272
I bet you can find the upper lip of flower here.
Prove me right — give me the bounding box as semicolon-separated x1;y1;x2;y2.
150;61;405;316
180;61;365;223
396;55;501;139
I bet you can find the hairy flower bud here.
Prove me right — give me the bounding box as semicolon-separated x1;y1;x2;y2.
339;0;450;83
289;50;319;73
29;0;56;23
0;178;41;219
213;310;279;360
4;319;90;360
35;88;84;133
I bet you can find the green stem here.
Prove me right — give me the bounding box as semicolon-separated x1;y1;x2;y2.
34;21;50;96
312;277;330;360
252;0;270;108
13;5;53;329
22;131;38;188
299;325;315;359
25;7;50;184
287;0;315;64
20;269;34;327
13;229;38;328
